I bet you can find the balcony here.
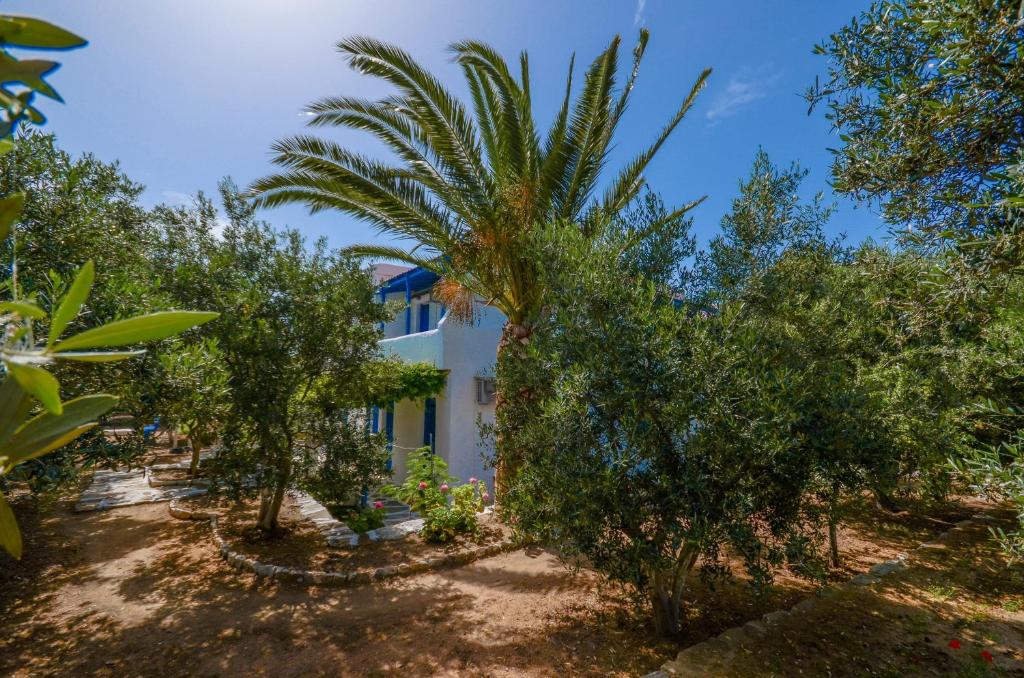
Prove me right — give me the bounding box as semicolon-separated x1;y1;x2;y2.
379;325;444;367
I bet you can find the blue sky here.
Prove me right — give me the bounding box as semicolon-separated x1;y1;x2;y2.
8;0;885;252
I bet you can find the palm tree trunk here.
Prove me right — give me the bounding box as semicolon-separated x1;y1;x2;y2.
493;321;533;500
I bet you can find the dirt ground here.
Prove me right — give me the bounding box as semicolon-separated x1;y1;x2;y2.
681;513;1024;677
0;490;1015;677
0;499;673;677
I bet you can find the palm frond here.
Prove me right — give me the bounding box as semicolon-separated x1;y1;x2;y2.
337;37;491;203
341;244;441;272
601;67;711;214
559;36;620;220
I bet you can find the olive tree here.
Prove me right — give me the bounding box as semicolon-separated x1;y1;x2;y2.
156;338;229;476
808;0;1024;239
503;224;824;636
1;13;216;558
208;194;389;532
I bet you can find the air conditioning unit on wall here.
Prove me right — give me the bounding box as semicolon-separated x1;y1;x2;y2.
475;377;496;405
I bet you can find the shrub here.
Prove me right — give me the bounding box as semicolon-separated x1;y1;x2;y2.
421;480;489;544
381;447;457;515
341;505;386;535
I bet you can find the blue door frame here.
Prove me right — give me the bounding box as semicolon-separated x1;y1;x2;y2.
423;398;436;451
418;303;430;332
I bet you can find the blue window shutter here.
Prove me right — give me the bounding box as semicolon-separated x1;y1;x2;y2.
423;398;436;450
371;406;379;434
418;303;430;332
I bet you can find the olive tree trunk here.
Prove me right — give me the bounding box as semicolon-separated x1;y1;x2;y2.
188;438;202;478
650;543;700;637
257;446;292;532
828;515;840;568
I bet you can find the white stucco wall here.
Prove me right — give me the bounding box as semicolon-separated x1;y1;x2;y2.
389;398;424;482
437;304;503;487
375;295;504;491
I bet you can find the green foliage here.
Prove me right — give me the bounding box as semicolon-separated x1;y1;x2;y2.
363;360;447;407
694;148;839;303
156;338;230;474
502;223;829;636
381;446;457;515
954;430;1024;561
421;481;488;544
340;505;385;535
199;182;391;531
808;0;1024;238
298;412;390;509
0;256;216;557
384;448;488;543
0;13;217;558
0;14;85;138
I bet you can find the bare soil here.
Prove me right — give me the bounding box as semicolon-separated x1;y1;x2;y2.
0;491;1010;677
683;510;1024;676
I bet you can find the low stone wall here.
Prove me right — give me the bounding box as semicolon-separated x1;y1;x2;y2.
168;499;518;586
646;513;1000;677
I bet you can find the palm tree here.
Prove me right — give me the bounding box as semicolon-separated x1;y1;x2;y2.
251;31;710;495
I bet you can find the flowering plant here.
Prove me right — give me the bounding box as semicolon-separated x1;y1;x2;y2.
421;478;490;544
380;446;456;515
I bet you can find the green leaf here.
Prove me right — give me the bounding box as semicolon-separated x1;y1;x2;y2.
7;362;61;415
0;192;24;243
54;311;219;352
48;260;94;346
0;15;87;49
0;52;61;100
0;378;31;445
1;393;116;467
0;301;45;319
52;350;145;363
0;139;13;156
3;422;94;471
0;490;21;559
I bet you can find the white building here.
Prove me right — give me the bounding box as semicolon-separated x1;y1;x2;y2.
370;265;503;488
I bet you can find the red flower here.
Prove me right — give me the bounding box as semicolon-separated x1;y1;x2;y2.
981;650;993;663
949;639;961;649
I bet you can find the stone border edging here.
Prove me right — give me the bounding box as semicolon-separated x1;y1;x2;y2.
168;499;518;586
646;513;999;677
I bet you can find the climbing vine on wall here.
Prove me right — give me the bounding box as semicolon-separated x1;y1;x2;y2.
365;360;447;406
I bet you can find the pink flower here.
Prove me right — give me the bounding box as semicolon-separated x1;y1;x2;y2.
439;483;450;493
374;500;384;509
949;639;960;650
981;650;993;663
418;481;428;490
482;492;491;503
469;477;478;484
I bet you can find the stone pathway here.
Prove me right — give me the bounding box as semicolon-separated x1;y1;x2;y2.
291;491;422;547
75;468;207;512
